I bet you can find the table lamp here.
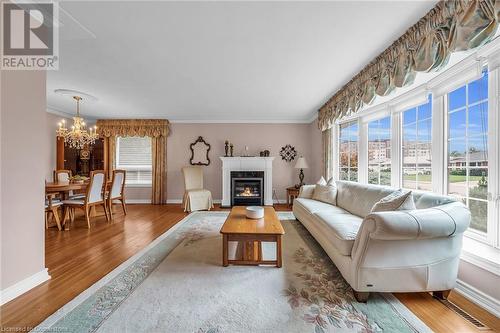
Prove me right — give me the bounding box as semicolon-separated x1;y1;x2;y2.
294;156;309;187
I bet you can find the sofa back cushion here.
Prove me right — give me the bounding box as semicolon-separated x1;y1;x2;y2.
335;181;457;217
412;191;456;209
335;181;394;218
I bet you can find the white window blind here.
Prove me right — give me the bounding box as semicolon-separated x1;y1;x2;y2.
116;137;152;185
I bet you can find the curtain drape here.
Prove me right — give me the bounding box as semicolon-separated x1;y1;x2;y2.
96;119;169;137
318;0;500;130
322;128;333;180
151;135;167;204
97;119;169;204
102;136;116;180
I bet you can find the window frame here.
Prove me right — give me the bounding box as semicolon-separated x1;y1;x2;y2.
115;136;153;186
367;116;392;186
331;48;500;251
445;70;490;241
338;120;359;182
400;97;433;192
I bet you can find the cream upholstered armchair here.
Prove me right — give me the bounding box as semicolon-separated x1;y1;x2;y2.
182;166;213;212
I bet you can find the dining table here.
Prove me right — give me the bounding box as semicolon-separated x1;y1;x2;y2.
45;181;112;197
45;181;89;198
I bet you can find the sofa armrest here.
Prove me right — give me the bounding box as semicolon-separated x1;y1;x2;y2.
298;185;316;199
361;201;470;241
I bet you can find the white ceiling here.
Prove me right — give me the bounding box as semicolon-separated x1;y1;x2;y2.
47;1;437;122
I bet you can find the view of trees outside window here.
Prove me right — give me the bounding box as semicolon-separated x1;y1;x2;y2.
368;117;391;185
402;97;432;191
447;70;488;233
339;121;358;182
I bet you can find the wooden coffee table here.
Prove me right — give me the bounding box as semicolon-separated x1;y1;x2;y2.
220;206;285;267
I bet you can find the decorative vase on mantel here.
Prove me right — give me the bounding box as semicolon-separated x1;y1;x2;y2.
224;140;229;157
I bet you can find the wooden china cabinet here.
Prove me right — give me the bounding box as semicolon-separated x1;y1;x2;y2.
56;137;105;177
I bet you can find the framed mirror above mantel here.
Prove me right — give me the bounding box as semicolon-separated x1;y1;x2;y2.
56;137;105;177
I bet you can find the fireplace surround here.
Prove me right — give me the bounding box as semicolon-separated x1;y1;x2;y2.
220;157;274;207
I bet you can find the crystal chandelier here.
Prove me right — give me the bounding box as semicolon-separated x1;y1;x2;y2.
56;96;99;149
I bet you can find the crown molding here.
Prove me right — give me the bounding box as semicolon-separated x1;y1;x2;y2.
47;107;317;125
46;107;74;119
169;119;314;124
46;106;98;121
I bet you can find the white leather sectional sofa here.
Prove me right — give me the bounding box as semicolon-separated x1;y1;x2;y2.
293;180;470;302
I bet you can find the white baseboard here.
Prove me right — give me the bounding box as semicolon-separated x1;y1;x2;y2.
125;199;152;204
1;268;51;305
165;199;182;204
455;279;500;318
129;199;288;205
165;199;287;205
166;199;223;204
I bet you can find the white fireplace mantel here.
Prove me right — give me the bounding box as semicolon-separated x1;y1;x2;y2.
220;156;274;207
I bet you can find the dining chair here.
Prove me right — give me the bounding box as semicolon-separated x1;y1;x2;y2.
181;166;213;212
45;193;63;231
106;169;127;219
62;170;109;229
54;169;85;200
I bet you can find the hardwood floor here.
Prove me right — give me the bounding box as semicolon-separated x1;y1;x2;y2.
1;204;499;332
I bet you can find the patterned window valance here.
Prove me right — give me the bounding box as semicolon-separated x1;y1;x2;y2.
318;0;500;131
96;119;170;138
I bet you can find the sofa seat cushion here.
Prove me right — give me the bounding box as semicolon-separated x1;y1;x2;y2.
314;212;363;256
294;198;348;215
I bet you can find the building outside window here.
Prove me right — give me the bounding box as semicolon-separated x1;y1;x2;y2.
402;97;432;191
339;121;358;182
115;136;152;185
368;116;391;185
447;70;489;233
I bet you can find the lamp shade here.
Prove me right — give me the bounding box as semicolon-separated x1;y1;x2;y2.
294;156;309;169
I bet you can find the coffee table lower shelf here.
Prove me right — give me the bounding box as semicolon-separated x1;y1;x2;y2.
222;233;282;267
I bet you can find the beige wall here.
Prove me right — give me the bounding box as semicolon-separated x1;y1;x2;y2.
166;122;321;202
1;70;47;289
43;118;324;202
458;260;500;303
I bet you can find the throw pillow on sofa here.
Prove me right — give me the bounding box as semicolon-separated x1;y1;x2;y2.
317;176;327;185
312;178;337;205
371;189;416;212
298;177;329;198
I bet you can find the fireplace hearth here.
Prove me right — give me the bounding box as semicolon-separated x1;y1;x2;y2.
231;171;264;206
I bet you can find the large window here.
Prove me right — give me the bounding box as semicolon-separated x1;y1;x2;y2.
331;56;499;253
116;136;152;185
447;70;489;233
368;116;391;185
339;121;358;181
402;97;432;191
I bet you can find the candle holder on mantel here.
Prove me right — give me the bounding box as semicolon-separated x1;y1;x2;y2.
230;144;234;157
224;140;229;157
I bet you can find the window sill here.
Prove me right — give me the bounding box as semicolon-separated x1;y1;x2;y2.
461;236;500;276
125;184;152;188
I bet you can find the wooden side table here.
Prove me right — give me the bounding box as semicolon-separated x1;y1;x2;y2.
286;186;300;207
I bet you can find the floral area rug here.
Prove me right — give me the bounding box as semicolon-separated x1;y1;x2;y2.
36;211;431;333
